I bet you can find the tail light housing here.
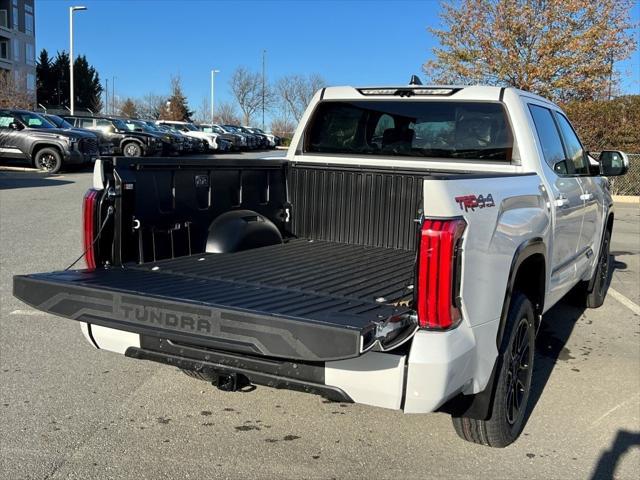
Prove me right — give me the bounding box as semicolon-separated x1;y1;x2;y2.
82;189;100;271
417;218;466;329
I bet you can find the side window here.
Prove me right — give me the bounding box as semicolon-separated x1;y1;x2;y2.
528;104;570;175
78;118;94;128
0;114;16;128
554;113;589;175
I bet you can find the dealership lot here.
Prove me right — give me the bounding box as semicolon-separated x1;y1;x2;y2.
1;156;638;479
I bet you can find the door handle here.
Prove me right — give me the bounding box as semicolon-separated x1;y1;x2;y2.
580;192;594;201
555;195;569;208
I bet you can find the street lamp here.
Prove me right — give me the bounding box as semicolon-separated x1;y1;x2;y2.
210;69;220;124
69;5;87;115
262;50;266;130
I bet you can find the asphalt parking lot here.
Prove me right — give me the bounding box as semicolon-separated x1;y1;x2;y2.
1;155;638;480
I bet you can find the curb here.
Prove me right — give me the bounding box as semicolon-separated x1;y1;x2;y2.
613;195;639;204
275;146;289;150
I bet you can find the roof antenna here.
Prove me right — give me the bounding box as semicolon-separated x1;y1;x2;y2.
409;75;423;86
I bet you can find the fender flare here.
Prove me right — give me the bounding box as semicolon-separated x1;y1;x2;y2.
496;237;546;347
119;137;145;150
29;141;66;159
439;237;546;421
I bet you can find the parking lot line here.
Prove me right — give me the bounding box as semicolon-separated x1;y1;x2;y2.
608;287;640;315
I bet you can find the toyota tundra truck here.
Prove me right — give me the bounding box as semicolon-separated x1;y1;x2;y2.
12;83;629;447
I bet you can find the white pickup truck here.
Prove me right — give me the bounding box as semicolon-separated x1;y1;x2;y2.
13;83;628;447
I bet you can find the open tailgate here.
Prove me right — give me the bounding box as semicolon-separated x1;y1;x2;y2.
13;240;417;362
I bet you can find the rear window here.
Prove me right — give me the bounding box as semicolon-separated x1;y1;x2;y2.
304;100;514;161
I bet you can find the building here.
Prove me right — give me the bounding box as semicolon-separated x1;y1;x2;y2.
0;0;36;101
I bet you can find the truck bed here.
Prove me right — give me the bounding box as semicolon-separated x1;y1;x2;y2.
13;239;416;361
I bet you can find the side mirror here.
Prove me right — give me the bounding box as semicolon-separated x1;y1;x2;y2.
552;159;569;175
599;151;629;176
9;122;22;131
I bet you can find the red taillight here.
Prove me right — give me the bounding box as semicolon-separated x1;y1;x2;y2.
417;218;466;329
82;189;100;271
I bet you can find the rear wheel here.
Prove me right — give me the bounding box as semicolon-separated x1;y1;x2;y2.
33;147;62;173
452;292;535;447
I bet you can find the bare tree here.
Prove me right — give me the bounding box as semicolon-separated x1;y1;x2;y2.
135;93;166;119
276;73;325;121
193;97;211;124
270;115;297;139
214;102;242;125
229;67;273;125
0;71;35;109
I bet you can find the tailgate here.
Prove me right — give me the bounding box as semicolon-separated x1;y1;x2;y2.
13;240;417;362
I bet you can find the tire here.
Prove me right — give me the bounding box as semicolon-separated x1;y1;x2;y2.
576;228;612;308
33;147;63;173
122;141;143;157
452;292;536;447
181;368;215;382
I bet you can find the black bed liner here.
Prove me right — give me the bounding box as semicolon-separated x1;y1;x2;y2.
13;239;416;361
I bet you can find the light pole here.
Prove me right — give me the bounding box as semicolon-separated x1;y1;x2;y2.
210;69;220;124
112;76;116;114
262;49;266;130
69;5;87;115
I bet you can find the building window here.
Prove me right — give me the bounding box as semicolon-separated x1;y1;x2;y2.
25;42;34;65
0;40;8;59
25;12;33;35
12;38;19;61
12;6;19;29
0;10;8;28
27;72;35;91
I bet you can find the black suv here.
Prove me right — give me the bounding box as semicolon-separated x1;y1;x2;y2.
0;109;98;173
43;113;114;156
63;115;163;157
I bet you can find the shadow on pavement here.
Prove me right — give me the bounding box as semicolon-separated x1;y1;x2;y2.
0;173;74;190
589;430;640;480
523;253;621;429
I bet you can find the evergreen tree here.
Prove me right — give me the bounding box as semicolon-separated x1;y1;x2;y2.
119;98;138;118
159;76;193;121
35;49;103;111
36;49;54;106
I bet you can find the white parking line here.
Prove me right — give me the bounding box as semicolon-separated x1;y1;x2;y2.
9;309;47;316
608;288;640;315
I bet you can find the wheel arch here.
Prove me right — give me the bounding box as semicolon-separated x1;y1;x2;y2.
30;142;64;162
438;237;546;421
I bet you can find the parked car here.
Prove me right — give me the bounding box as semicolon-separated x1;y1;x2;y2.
42;113;114;156
124;119;182;156
140;121;186;155
223;125;257;149
63;115;163;157
244;126;277;148
0;109;98;173
197;124;242;151
156;120;219;152
13;83;629;447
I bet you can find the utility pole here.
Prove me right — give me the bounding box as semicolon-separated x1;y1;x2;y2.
262;49;266;130
69;6;87;115
112;76;116;115
105;77;109;114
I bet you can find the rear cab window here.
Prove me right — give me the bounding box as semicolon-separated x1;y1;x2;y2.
303;100;515;162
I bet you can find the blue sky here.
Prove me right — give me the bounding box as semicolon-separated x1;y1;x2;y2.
36;0;639;119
